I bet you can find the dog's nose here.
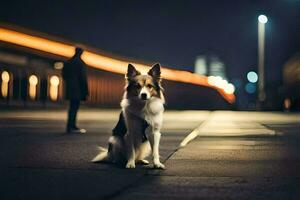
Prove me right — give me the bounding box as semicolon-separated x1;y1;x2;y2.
141;93;147;100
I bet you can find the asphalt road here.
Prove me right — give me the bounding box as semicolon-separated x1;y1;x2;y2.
0;109;300;200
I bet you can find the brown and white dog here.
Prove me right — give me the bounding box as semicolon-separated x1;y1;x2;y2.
92;63;165;169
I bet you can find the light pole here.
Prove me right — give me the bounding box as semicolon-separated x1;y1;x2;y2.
257;14;268;108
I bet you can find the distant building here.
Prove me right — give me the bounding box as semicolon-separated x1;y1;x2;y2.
194;56;207;76
194;55;227;80
209;56;227;79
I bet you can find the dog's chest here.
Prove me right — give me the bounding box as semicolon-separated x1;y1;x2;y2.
143;101;164;127
122;98;164;128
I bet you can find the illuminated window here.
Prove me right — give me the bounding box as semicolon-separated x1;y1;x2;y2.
49;75;60;101
1;71;10;98
28;75;38;100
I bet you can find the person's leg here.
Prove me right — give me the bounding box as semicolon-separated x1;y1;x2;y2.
67;99;80;131
67;100;72;131
72;99;80;129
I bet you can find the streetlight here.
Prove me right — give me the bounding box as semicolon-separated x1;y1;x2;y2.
258;15;268;24
257;14;268;107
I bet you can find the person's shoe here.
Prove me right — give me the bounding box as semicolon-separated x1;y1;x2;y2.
67;127;86;134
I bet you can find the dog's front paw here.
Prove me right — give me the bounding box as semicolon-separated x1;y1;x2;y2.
153;162;165;169
126;160;136;169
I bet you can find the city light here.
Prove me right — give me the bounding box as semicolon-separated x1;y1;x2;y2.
207;76;221;87
29;75;38;100
1;71;10;98
50;75;60;86
49;75;60;101
29;75;38;85
207;75;236;95
217;79;228;89
0;27;235;103
1;71;10;82
257;14;268;103
207;76;216;85
224;83;235;94
245;82;256;94
208;76;228;88
247;71;258;83
258;15;268;24
0;28;75;57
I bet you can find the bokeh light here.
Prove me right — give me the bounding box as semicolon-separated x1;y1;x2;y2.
1;71;10;83
224;83;235;94
1;71;10;98
245;82;256;94
247;71;258;83
258;15;268;24
49;75;60;101
29;75;38;100
0;27;235;104
207;76;236;94
29;75;38;86
50;75;60;86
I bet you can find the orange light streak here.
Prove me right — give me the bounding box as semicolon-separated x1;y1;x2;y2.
0;28;75;57
0;27;235;103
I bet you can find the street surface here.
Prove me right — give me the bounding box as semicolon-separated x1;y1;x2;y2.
0;109;300;199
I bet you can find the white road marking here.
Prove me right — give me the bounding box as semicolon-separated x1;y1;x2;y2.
179;111;279;148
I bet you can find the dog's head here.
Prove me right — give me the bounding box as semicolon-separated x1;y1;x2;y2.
125;63;163;101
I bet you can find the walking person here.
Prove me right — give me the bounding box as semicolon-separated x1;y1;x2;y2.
62;47;88;134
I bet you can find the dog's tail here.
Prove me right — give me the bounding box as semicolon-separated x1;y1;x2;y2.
91;146;109;163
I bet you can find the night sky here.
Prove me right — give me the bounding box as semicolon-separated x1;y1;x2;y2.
1;0;300;85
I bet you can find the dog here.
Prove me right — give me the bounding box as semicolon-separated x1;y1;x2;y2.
92;63;165;169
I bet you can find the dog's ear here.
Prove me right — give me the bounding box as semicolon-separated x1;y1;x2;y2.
127;64;140;79
148;63;161;80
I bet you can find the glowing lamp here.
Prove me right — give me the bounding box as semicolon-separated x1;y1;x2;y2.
29;75;38;85
1;71;10;82
50;75;60;86
247;71;258;83
258;15;268;24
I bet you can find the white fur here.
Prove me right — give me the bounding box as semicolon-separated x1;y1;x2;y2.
92;63;165;169
122;96;165;169
92;96;165;169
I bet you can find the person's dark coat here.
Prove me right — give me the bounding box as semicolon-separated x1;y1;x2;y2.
62;57;88;100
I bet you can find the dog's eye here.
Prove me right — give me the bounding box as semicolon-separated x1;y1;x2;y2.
147;84;153;89
135;84;141;89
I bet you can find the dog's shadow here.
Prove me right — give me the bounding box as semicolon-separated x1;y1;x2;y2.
92;158;163;170
91;144;166;170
